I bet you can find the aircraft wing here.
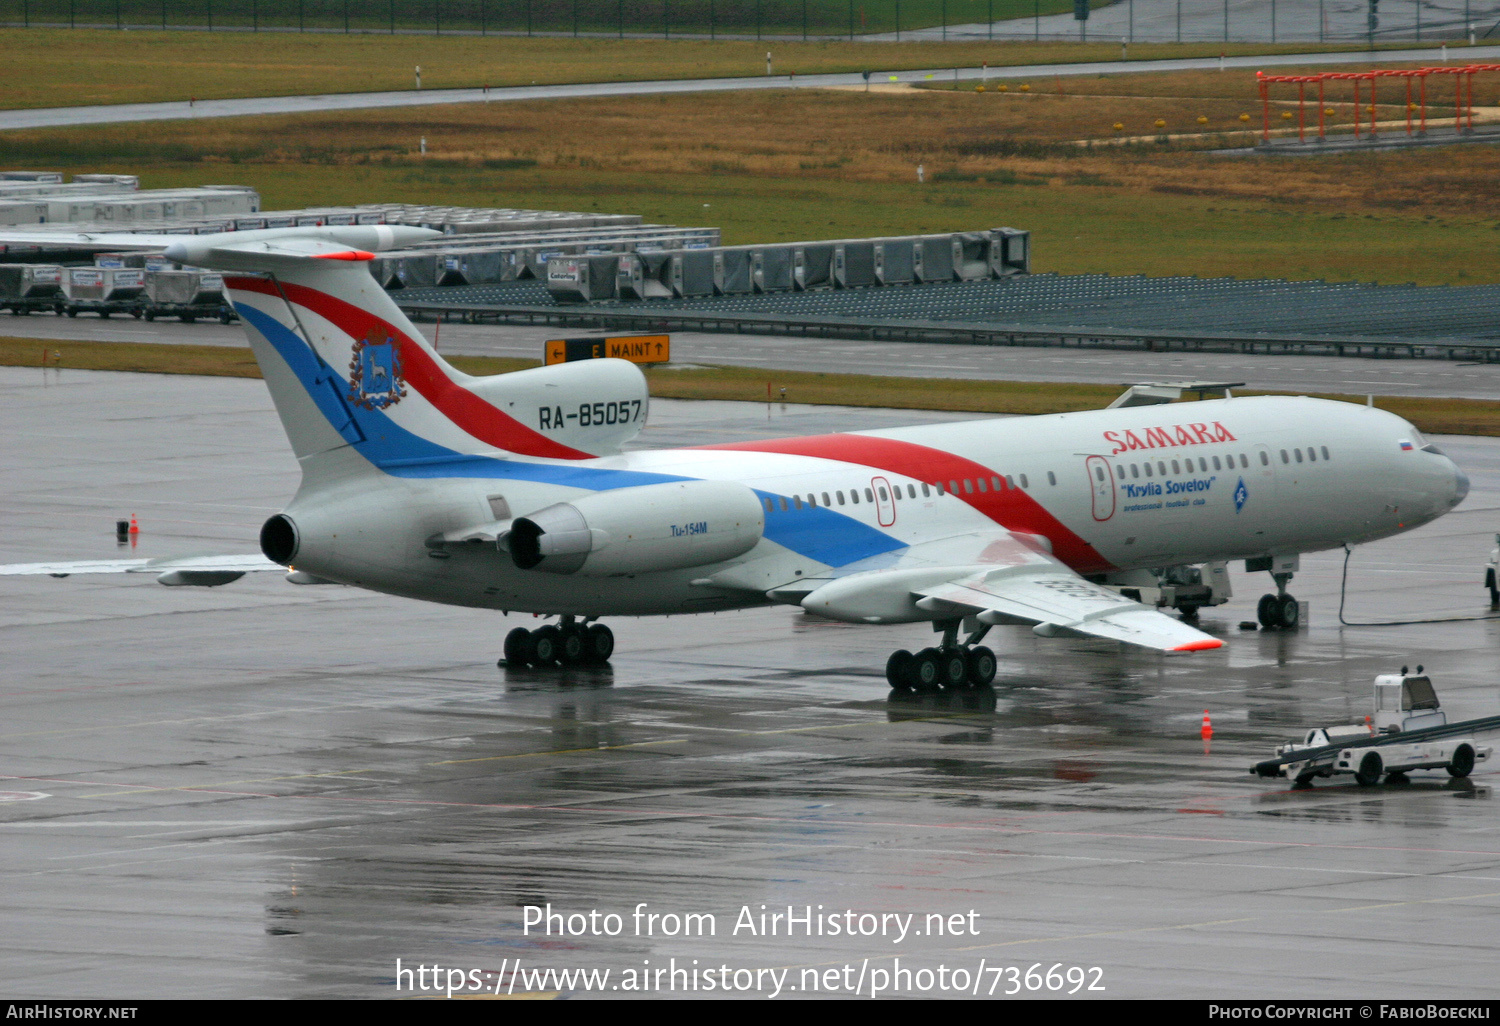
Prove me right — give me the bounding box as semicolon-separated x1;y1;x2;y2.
0;553;282;586
0;230;201;251
798;530;1223;653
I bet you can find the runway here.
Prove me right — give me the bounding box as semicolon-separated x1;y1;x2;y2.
2;44;1495;130
12;312;1500;399
4;365;1500;999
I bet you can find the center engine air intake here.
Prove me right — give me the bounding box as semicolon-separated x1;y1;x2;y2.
507;480;764;576
260;513;300;565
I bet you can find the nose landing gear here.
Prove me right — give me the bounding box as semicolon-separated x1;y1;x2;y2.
502;616;613;668
1256;570;1300;630
885;621;997;691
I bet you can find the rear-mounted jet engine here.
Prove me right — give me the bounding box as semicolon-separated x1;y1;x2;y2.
507;480;764;576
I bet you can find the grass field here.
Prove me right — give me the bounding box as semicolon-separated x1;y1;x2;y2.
0;27;1404;108
7;62;1499;285
8;336;1499;435
2;33;1496;286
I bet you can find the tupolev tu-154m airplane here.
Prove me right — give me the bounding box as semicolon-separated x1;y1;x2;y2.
0;226;1471;689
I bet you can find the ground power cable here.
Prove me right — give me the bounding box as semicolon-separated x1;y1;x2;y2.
1338;545;1500;627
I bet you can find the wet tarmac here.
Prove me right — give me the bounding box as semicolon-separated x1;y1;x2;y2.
4;365;1500;999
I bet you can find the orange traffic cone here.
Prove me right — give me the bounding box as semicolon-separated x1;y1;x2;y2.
1200;710;1213;741
128;515;139;535
1365;715;1374;733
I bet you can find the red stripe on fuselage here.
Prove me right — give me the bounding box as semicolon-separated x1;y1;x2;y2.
697;434;1113;573
226;276;592;460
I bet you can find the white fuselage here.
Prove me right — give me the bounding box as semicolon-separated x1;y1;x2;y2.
281;395;1466;618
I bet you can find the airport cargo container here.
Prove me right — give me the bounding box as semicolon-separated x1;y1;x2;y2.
62;266;146;317
142;270;232;322
0;264;66;313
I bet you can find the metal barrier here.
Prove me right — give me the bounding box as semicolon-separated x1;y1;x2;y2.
394;270;1500;362
546;228;1030;305
7;0;1499;43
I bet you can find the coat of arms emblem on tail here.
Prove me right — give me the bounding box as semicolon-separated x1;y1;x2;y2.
347;333;406;410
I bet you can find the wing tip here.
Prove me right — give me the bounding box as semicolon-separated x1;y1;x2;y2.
1172;639;1225;652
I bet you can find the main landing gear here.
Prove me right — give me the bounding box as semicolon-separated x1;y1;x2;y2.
885;621;998;691
1256;571;1300;630
502;616;614;668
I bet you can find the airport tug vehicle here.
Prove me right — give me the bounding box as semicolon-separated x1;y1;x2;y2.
1253;668;1495;787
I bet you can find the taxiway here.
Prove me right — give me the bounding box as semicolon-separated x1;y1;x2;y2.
3;365;1499;998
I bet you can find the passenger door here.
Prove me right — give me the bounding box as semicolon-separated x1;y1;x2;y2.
1086;456;1115;522
871;476;897;527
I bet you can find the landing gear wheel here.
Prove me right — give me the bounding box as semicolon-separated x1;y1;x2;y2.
1355;751;1383;786
1178;605;1200;621
910;648;942;691
583;623;614;664
938;647;968;689
558;623;587;665
885;650;914;691
531;625;561;665
501;626;531;667
1448;744;1476;779
1277;594;1299;630
965;646;997;687
1256;594;1281;629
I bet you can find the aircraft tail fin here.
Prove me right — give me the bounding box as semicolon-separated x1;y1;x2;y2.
165;228;645;471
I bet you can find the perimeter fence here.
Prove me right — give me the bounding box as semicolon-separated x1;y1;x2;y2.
5;0;1500;41
0;0;1086;39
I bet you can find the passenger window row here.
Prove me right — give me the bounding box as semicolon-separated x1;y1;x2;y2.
1116;453;1249;479
1113;447;1330;480
760;472;1031;513
1280;446;1332;464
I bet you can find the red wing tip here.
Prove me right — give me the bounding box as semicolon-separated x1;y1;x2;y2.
312;250;376;261
1173;639;1225;652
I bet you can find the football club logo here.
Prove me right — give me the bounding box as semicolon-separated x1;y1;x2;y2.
1233;477;1249;513
347;333;406;410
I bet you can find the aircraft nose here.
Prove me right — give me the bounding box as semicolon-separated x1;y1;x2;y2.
1453;464;1471;507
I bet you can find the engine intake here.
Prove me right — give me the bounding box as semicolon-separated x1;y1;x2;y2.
260;513;299;565
507;480;763;576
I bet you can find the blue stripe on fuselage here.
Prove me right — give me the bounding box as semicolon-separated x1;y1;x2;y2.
756;493;905;567
238;300;905;568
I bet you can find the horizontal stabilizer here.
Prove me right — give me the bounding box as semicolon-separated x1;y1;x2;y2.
164;226;440;271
